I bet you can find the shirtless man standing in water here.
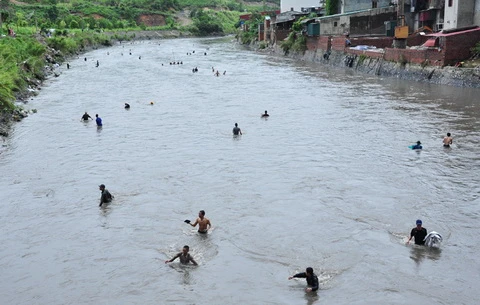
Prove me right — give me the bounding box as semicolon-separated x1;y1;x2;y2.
189;210;212;234
443;133;453;147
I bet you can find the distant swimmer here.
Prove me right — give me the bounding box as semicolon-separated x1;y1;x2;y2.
443;133;453;147
124;103;130;109
66;63;70;69
139;56;141;60
288;267;319;292
96;60;99;67
212;67;215;72
204;52;207;55
261;110;269;118
84;57;87;61
407;219;427;245
165;245;198;265
215;70;220;77
410;141;422;150
95;114;102;126
223;70;226;75
99;184;113;207
81;112;92;121
185;210;211;234
233;123;242;136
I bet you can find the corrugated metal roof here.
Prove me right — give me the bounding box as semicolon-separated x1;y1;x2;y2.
426;27;480;37
315;6;394;20
422;38;437;47
274;11;307;24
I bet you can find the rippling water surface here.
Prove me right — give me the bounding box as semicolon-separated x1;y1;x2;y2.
1;37;480;305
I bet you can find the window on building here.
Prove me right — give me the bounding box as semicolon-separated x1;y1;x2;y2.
334;21;338;27
372;0;377;8
448;0;453;7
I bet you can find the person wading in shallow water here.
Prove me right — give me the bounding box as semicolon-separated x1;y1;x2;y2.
443;133;453;147
99;184;113;207
165;245;198;265
288;267;319;292
95;114;102;127
81;112;92;121
232;123;242;136
407;219;427;245
185;210;211;234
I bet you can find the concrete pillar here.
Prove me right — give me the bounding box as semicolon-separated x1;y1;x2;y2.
393;38;407;49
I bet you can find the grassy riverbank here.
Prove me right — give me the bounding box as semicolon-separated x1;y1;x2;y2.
0;29;118;114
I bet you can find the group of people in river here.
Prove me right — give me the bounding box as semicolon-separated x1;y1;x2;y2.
164;210;212;266
81;112;103;127
410;133;453;150
231;111;270;137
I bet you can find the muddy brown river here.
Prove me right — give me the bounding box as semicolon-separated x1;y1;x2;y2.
1;37;480;305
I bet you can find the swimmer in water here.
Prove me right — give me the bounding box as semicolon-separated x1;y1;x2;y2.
288;267;319;292
261;110;269;118
411;141;422;150
165;245;198;265
233;123;242;136
81;112;92;121
124;103;130;109
443;133;453;147
186;210;211;234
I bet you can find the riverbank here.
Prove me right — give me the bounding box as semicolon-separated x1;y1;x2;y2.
256;44;480;88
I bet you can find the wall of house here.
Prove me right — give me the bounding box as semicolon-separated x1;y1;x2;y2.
442;29;480;64
276;29;291;41
475;0;480;26
444;0;475;29
384;48;444;65
281;0;320;13
306;36;332;50
342;0;391;14
318;7;395;36
349;10;396;35
319;16;349;35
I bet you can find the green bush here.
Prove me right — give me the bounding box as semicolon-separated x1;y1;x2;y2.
291;34;306;53
471;42;480;54
280;32;295;55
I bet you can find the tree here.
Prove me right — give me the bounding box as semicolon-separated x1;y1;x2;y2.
0;0;11;33
46;5;59;23
325;0;339;16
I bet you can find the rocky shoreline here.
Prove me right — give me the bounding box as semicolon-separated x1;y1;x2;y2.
258;44;480;88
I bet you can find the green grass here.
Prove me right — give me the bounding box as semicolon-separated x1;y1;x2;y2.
0;36;46;111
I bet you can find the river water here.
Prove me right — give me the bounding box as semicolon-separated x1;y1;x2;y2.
1;37;480;305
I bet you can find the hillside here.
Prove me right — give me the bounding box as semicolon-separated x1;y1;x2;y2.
1;0;279;35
